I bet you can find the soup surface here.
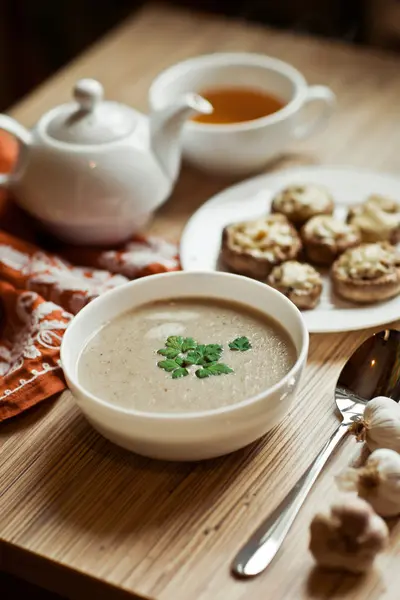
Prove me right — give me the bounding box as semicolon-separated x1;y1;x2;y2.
192;86;285;124
78;298;296;413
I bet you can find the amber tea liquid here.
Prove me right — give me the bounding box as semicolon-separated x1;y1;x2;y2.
192;86;285;124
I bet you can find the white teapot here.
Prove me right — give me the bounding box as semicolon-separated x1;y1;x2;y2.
0;79;212;245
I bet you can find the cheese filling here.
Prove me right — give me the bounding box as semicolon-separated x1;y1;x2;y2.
304;216;359;245
336;243;400;280
273;184;333;214
270;261;321;290
226;216;299;261
349;195;400;240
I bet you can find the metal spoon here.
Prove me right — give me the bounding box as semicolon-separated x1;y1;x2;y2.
232;328;400;578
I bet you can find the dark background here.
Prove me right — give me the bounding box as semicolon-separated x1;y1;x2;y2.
1;0;399;111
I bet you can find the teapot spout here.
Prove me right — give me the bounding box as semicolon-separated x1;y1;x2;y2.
150;93;212;183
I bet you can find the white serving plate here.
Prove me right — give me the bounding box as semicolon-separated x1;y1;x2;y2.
180;165;400;333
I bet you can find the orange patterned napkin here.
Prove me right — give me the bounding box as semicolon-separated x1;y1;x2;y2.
0;280;71;420
0;136;180;421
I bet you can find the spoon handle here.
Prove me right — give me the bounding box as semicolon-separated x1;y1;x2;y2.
232;423;349;577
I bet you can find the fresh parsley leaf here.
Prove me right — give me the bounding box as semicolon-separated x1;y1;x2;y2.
207;362;234;375
202;352;221;363
157;337;236;380
157;347;180;359
195;367;210;379
202;344;223;363
172;367;189;379
196;362;233;378
181;337;197;352
229;336;252;352
158;359;180;372
165;336;184;350
183;350;204;366
184;344;223;365
205;344;223;355
183;350;208;365
196;357;209;367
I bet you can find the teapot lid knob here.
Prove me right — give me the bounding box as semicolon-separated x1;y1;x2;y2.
74;79;104;111
46;78;138;145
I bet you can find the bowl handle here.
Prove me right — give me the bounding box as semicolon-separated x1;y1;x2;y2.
293;85;336;140
0;115;32;188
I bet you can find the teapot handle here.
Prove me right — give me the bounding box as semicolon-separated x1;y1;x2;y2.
0;115;32;188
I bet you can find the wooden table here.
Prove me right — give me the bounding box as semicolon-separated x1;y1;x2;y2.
2;3;400;599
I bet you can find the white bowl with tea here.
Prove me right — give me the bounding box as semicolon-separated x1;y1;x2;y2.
149;52;336;176
61;272;308;461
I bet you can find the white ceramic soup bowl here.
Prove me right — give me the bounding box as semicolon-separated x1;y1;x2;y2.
149;52;336;177
61;272;308;461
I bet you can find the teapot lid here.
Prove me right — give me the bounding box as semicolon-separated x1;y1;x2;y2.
46;79;138;145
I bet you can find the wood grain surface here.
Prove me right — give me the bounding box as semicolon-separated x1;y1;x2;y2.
2;3;400;599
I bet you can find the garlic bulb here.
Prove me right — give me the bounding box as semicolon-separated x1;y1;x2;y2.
338;448;400;517
349;396;400;452
309;495;389;573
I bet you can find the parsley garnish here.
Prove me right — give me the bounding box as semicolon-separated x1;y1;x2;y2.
183;350;204;366
182;344;223;366
157;359;181;372
172;367;189;379
229;336;252;352
165;336;184;350
156;336;251;380
195;362;233;378
181;337;197;352
157;347;180;359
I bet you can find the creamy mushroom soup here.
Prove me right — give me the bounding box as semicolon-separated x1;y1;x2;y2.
78;298;296;413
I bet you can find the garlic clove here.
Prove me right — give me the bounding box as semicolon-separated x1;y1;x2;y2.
349;396;400;453
359;448;400;517
331;499;370;538
338;448;400;517
309;495;389;573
